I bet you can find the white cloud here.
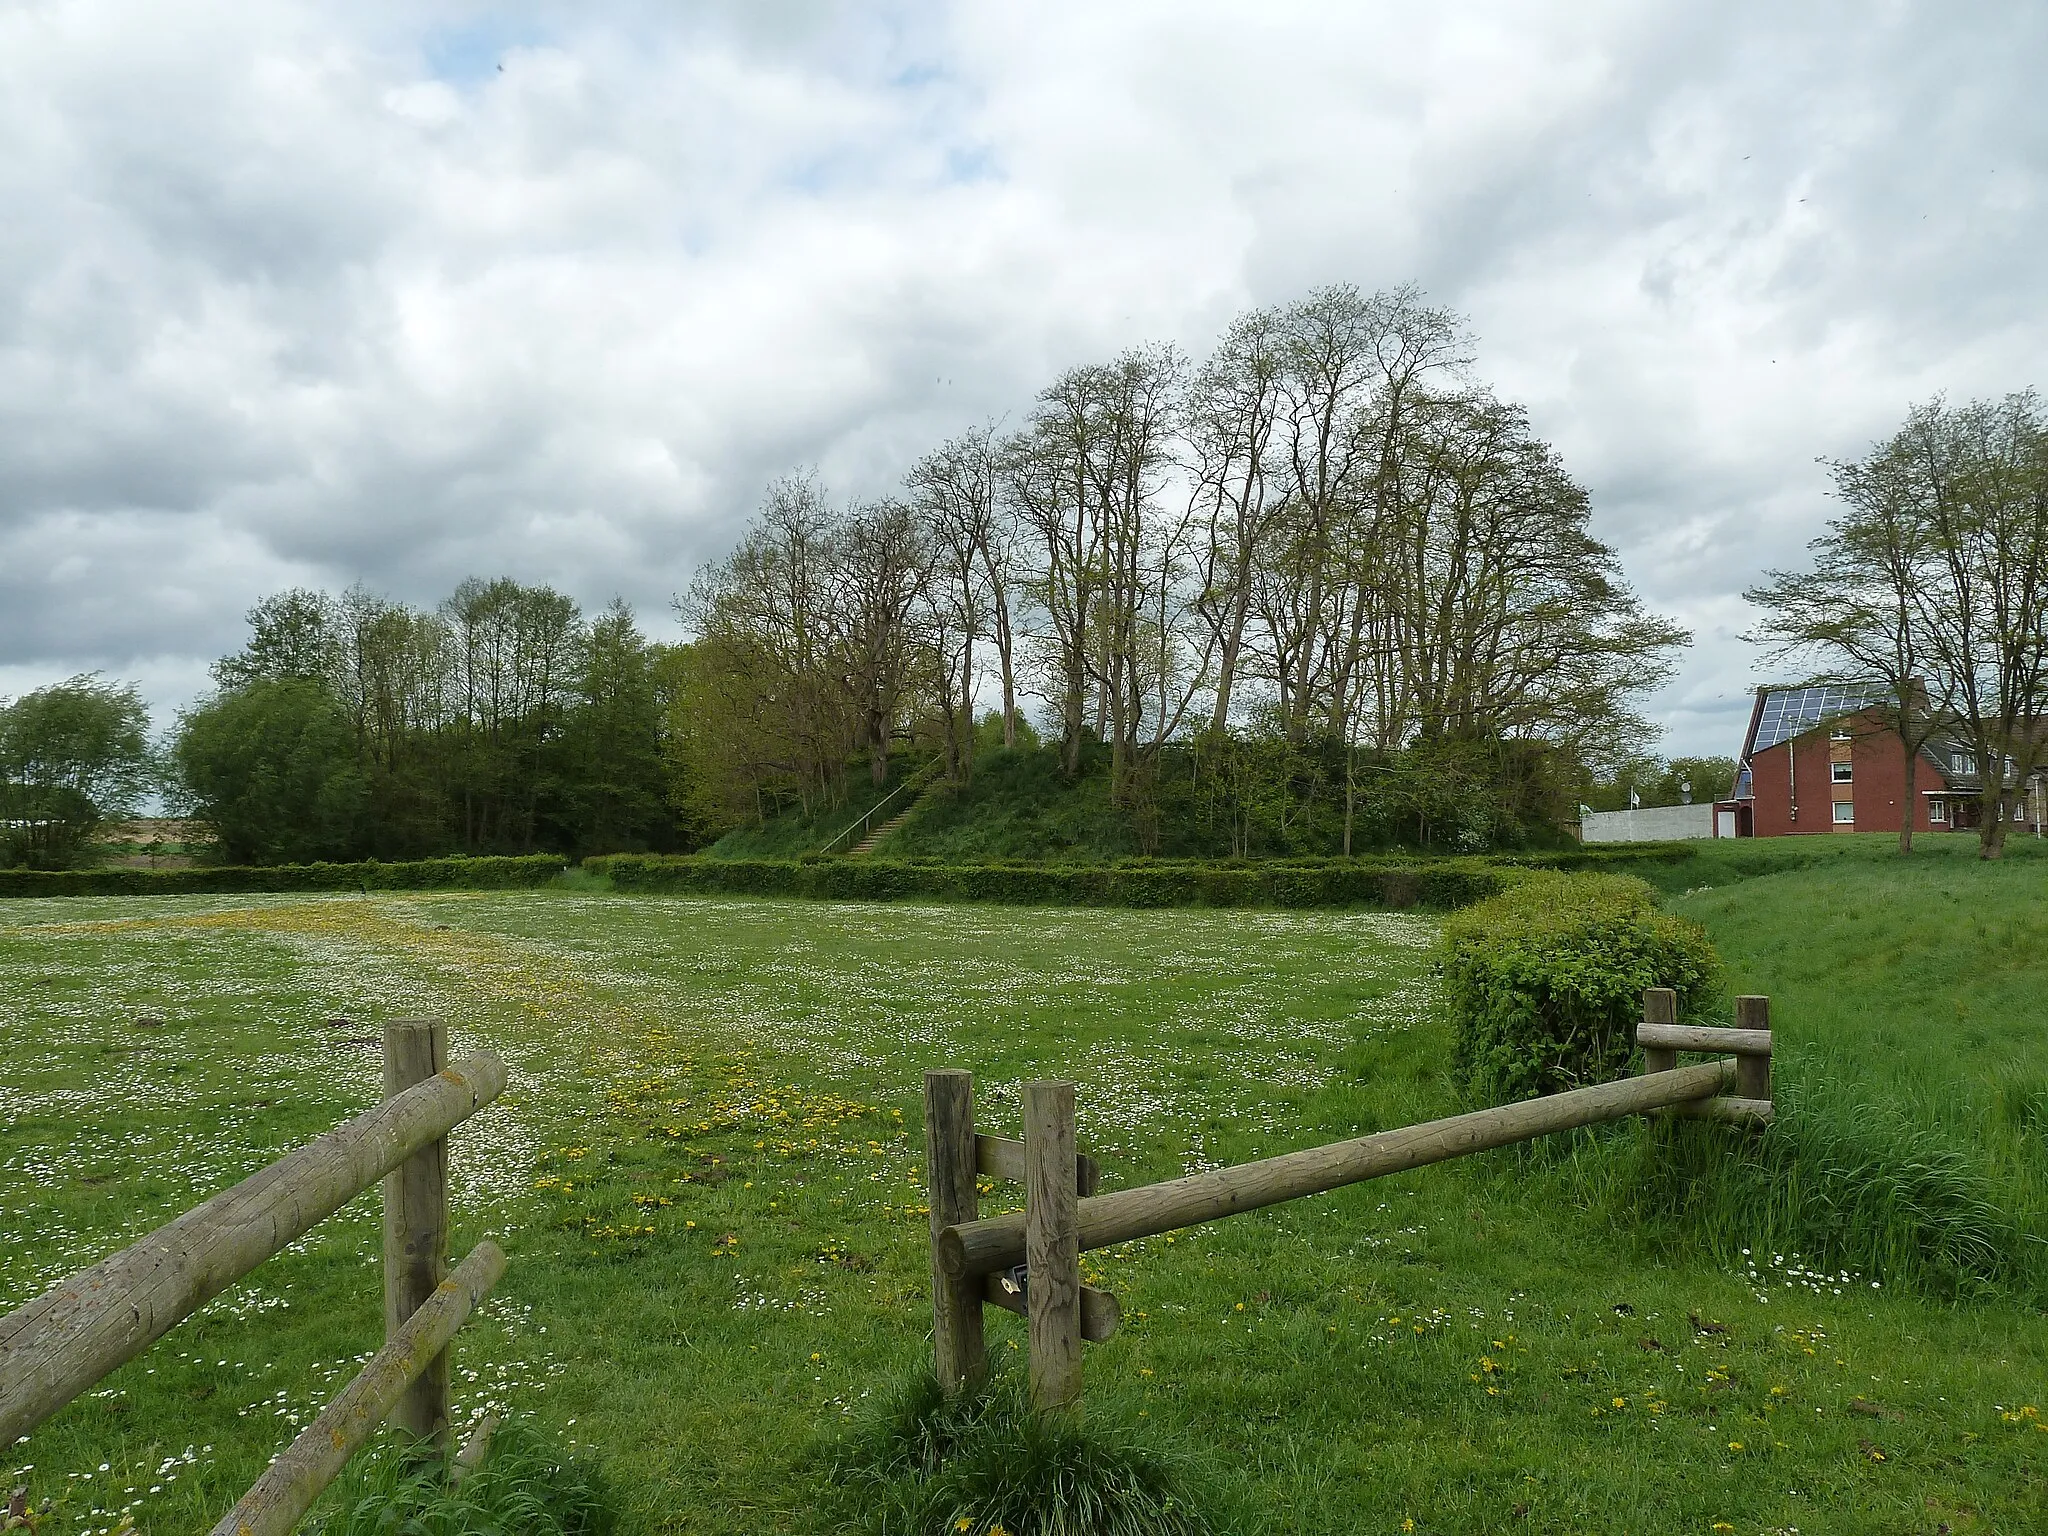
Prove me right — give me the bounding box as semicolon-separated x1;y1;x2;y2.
2;0;2044;761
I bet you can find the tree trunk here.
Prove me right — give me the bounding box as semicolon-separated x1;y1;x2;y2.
1898;738;1916;855
1979;776;2006;860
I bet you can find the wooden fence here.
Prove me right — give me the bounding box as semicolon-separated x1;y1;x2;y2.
928;987;1773;1410
0;1018;508;1536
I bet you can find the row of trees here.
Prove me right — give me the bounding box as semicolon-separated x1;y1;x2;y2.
679;283;1686;849
6;281;1693;866
1749;390;2048;858
171;580;681;863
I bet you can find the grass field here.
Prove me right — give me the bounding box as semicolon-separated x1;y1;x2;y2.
3;870;2045;1534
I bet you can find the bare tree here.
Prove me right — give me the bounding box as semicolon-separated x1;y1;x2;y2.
838;498;928;787
1896;394;2048;858
1746;438;1941;853
1187;308;1287;733
908;426;1014;768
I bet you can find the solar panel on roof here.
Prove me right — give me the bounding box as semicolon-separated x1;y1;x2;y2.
1752;682;1891;753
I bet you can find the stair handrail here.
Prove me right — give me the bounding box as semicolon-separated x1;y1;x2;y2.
819;758;944;856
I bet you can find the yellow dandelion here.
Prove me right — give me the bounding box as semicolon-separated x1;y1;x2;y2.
1728;1441;1743;1452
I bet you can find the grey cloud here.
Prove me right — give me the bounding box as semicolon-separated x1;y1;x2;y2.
2;0;2043;765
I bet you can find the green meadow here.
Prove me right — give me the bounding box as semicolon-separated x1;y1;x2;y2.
3;846;2045;1533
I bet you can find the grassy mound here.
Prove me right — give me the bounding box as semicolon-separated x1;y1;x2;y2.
828;1372;1215;1536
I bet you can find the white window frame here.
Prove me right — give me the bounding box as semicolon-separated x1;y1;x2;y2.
1830;761;1853;782
1929;799;1948;824
1832;801;1855;824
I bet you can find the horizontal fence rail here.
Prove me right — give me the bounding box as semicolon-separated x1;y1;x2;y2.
0;1048;508;1451
928;987;1775;1413
209;1240;508;1536
1637;1022;1770;1056
939;1059;1736;1279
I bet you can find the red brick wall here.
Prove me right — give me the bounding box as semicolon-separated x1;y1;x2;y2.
1747;714;1948;836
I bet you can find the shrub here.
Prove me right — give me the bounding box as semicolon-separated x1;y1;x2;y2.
582;854;1508;911
827;1370;1214;1536
1442;872;1720;1105
0;854;566;898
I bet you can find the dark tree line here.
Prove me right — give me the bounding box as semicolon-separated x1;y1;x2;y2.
172;581;683;864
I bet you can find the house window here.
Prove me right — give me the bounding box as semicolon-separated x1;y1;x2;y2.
1929;799;1948;824
1832;801;1855;824
1831;761;1853;782
1955;752;1975;775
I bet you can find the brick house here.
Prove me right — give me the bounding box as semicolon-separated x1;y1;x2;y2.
1731;682;2048;836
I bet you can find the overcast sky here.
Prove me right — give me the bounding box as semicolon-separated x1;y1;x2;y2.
3;1;2043;757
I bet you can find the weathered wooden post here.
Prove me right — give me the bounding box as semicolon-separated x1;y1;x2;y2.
1735;995;1771;1104
1024;1079;1082;1412
924;1069;986;1393
1641;988;1678;1075
382;1018;450;1448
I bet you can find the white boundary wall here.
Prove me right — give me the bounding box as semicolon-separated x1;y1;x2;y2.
1580;804;1717;842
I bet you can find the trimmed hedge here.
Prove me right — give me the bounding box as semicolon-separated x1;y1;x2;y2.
1442;871;1721;1106
0;854;568;898
581;854;1509;911
1487;843;1698;872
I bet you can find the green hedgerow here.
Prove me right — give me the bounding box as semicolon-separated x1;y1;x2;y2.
1442;871;1720;1105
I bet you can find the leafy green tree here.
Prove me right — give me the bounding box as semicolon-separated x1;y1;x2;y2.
554;600;673;854
0;675;153;867
212;588;337;688
173;680;368;864
1583;754;1737;813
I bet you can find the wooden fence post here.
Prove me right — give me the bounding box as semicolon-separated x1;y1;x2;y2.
1734;996;1771;1103
1024;1080;1081;1413
1641;988;1677;1075
382;1018;450;1449
924;1069;986;1393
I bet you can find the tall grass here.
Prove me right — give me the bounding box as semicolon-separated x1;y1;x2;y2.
308;1424;618;1536
827;1371;1216;1536
1528;1052;2048;1302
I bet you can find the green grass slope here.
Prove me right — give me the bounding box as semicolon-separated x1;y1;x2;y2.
701;763;924;859
1645;833;2048;1291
